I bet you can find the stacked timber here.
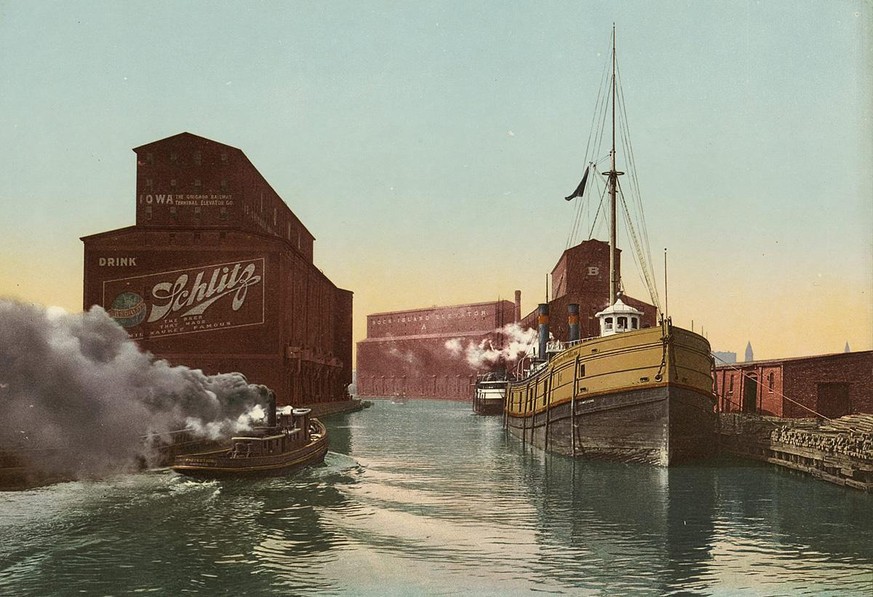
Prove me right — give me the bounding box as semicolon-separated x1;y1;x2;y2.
771;414;873;462
718;413;873;492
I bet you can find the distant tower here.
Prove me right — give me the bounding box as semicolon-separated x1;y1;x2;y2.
744;341;754;362
844;341;851;353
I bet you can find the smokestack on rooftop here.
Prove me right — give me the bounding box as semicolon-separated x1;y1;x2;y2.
514;290;521;323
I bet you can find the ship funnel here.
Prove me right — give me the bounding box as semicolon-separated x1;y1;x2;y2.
267;391;277;427
537;303;549;360
568;303;580;342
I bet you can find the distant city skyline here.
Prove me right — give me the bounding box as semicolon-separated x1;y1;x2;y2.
1;1;870;362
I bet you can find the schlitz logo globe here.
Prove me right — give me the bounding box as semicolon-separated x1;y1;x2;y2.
107;291;147;328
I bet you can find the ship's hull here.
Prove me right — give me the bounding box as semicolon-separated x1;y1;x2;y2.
171;425;328;478
473;381;508;416
506;384;715;465
505;324;716;466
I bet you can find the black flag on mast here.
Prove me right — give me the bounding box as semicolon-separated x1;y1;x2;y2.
564;166;590;201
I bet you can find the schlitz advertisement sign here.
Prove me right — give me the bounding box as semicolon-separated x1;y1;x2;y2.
102;258;265;338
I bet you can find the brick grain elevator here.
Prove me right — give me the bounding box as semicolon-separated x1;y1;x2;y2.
356;240;659;401
520;239;657;338
356;300;518;400
82;132;353;408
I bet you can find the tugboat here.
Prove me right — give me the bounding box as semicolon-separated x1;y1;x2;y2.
172;396;328;478
504;28;717;466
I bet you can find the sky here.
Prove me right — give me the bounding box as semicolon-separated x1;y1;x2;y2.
0;0;871;362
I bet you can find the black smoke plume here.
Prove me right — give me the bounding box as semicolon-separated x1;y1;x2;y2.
0;299;271;478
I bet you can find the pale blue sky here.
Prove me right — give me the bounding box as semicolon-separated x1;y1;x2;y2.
1;0;870;359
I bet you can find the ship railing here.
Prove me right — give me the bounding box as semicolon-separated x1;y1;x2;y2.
176;444;319;469
546;336;597;354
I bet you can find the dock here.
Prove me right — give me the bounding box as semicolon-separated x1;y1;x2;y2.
718;413;873;492
299;398;369;419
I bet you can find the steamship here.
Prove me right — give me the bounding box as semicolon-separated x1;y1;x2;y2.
504;29;716;466
473;371;510;415
172;400;328;478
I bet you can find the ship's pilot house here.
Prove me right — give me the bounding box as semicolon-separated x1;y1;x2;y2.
595;297;644;337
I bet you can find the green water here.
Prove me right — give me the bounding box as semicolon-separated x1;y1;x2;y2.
1;399;871;595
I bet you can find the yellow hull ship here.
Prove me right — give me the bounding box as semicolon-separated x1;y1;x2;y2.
504;28;718;466
505;322;716;466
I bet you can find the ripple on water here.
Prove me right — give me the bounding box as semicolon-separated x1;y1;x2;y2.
0;400;871;595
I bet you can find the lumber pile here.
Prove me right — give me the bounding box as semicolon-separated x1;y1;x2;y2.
771;414;873;462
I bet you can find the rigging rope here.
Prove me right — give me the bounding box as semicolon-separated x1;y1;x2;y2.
617;181;661;312
567;33;613;250
586;170;609;241
564;30;662;314
614;60;660;309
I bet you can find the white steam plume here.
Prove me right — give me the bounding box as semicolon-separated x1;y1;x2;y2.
0;299;272;478
444;323;537;369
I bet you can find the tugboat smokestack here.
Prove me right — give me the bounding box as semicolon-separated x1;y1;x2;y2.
268;391;277;427
537;303;549;360
568;303;580;342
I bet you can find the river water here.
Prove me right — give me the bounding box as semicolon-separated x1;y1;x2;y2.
1;399;870;595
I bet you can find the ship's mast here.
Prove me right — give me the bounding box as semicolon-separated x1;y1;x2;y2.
606;25;623;305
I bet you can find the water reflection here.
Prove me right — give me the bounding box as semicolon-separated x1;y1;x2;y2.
323;400;872;595
0;399;870;595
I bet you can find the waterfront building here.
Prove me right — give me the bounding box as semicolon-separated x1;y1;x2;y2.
714;350;873;418
518;239;656;338
82;132;353;408
356;299;518;400
355;239;656;401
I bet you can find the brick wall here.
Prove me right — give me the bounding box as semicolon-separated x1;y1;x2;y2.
715;351;872;419
783;352;873;418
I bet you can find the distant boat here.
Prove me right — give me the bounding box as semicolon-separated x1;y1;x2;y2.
473;372;509;416
504;28;717;466
172;405;327;478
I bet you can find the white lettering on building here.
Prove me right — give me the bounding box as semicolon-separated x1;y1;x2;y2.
147;261;262;323
99;257;138;267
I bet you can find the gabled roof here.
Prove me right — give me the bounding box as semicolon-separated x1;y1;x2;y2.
132;131;243;153
550;239;615;275
130;132;314;240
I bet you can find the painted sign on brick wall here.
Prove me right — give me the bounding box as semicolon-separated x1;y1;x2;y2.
103;258;265;338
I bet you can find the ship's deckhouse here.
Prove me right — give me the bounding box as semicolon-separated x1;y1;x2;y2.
595;298;644;336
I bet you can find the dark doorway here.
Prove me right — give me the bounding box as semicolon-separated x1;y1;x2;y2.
816;383;851;418
742;375;758;413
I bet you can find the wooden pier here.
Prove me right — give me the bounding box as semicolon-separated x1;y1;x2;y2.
718;413;873;492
